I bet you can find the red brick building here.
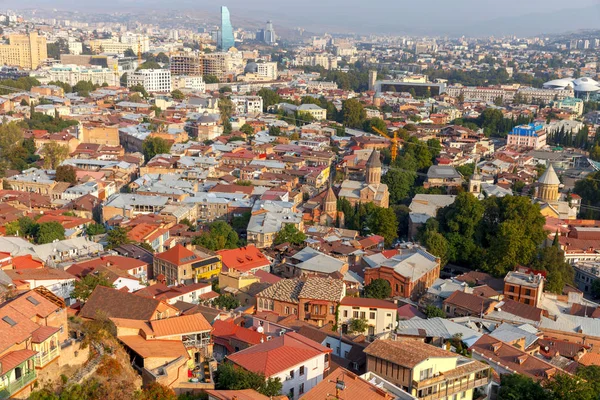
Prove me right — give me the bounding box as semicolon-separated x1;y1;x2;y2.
363;248;440;299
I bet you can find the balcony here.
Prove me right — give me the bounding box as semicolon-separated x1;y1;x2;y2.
35;347;59;368
414;377;489;400
0;370;36;399
306;312;328;320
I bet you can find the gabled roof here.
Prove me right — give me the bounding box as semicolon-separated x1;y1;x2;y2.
79;286;167;321
150;313;212;337
154;244;199;266
364;339;457;368
227;331;331;377
212;319;266;345
444;291;498;315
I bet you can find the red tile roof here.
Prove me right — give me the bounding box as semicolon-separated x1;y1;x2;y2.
154;244;199;266
31;325;60;343
340;297;397;310
0;349;37;374
227;331;331;377
12;255;43;270
150;313;212;337
218;246;270;273
212;319;266;346
66;255;147;277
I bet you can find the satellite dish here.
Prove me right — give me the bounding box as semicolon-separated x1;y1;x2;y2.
257;326;264;333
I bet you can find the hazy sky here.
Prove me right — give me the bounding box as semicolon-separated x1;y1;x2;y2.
9;0;600;36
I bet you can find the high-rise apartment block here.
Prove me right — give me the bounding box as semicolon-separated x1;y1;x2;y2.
170;52;234;82
0;32;47;70
264;20;276;45
127;69;172;93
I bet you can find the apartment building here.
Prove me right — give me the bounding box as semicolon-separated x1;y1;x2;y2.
230;95;263;114
227;332;332;400
503;270;544;307
256;277;346;327
337;297;397;337
0;32;47;70
364;339;490;400
0;288;69;399
171;75;205;91
506;124;547;150
153;244;222;284
47;64;120;86
127;69;172;93
89;34;149;54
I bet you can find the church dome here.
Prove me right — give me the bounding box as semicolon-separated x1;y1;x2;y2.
244;62;258;74
538;164;560;186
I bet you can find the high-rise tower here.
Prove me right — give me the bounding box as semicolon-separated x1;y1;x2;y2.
264;20;276;45
219;6;235;51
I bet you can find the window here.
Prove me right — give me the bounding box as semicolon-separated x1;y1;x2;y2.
299;366;305;376
290;370;294;379
326;343;331;348
525;289;531;296
370;312;376;319
304;304;309;312
285;306;289;314
330;305;335;314
289;388;294;398
420;368;433;381
299;383;305;395
353;311;359;318
343;310;348;318
360;311;366;319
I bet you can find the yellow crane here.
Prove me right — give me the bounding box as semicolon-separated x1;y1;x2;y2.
371;126;399;162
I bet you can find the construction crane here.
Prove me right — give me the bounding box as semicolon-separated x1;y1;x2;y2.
113;63;120;87
371;126;399;162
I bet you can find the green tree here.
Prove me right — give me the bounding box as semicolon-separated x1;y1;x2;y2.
348;318;369;334
544;372;596;400
364;279;391;299
193;221;239;251
85;223;106;236
0;121;25;175
591;279;600;298
107;226;130;249
531;245;573;294
40;142;69;169
382;169;417;204
497;374;546;400
341;98;366;128
422;230;449;266
137;61;162;70
55;165;77;184
142;136;172;162
365;206;398;247
71;273;114;301
36;222;65;244
424;304;446;318
257;88;282;111
240;123;254;136
203;74;219;84
232;212;251;231
268;126;281;136
273;224;306;246
363;117;387;134
215;363;282;396
171;89;185;100
213;294;240;310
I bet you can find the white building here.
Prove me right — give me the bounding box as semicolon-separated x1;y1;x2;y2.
127;69;172;93
257;61;278;80
171;75;205;92
47;64;119;86
227;332;332;400
338;297;397;336
67;39;83;56
230;95;263;115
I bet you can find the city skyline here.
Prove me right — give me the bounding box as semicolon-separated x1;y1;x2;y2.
4;0;600;37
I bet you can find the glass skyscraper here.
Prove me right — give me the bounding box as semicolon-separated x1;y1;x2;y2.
219;6;235;51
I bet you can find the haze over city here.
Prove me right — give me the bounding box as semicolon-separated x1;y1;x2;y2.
7;0;600;36
1;1;600;400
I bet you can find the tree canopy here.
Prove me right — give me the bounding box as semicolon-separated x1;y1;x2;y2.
55;165;77;184
337;199;398;246
72;273;114;301
142;136;172;162
107;227;130;249
215;363;282;397
192;221;239;251
364;279;391;299
273;224;306;246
